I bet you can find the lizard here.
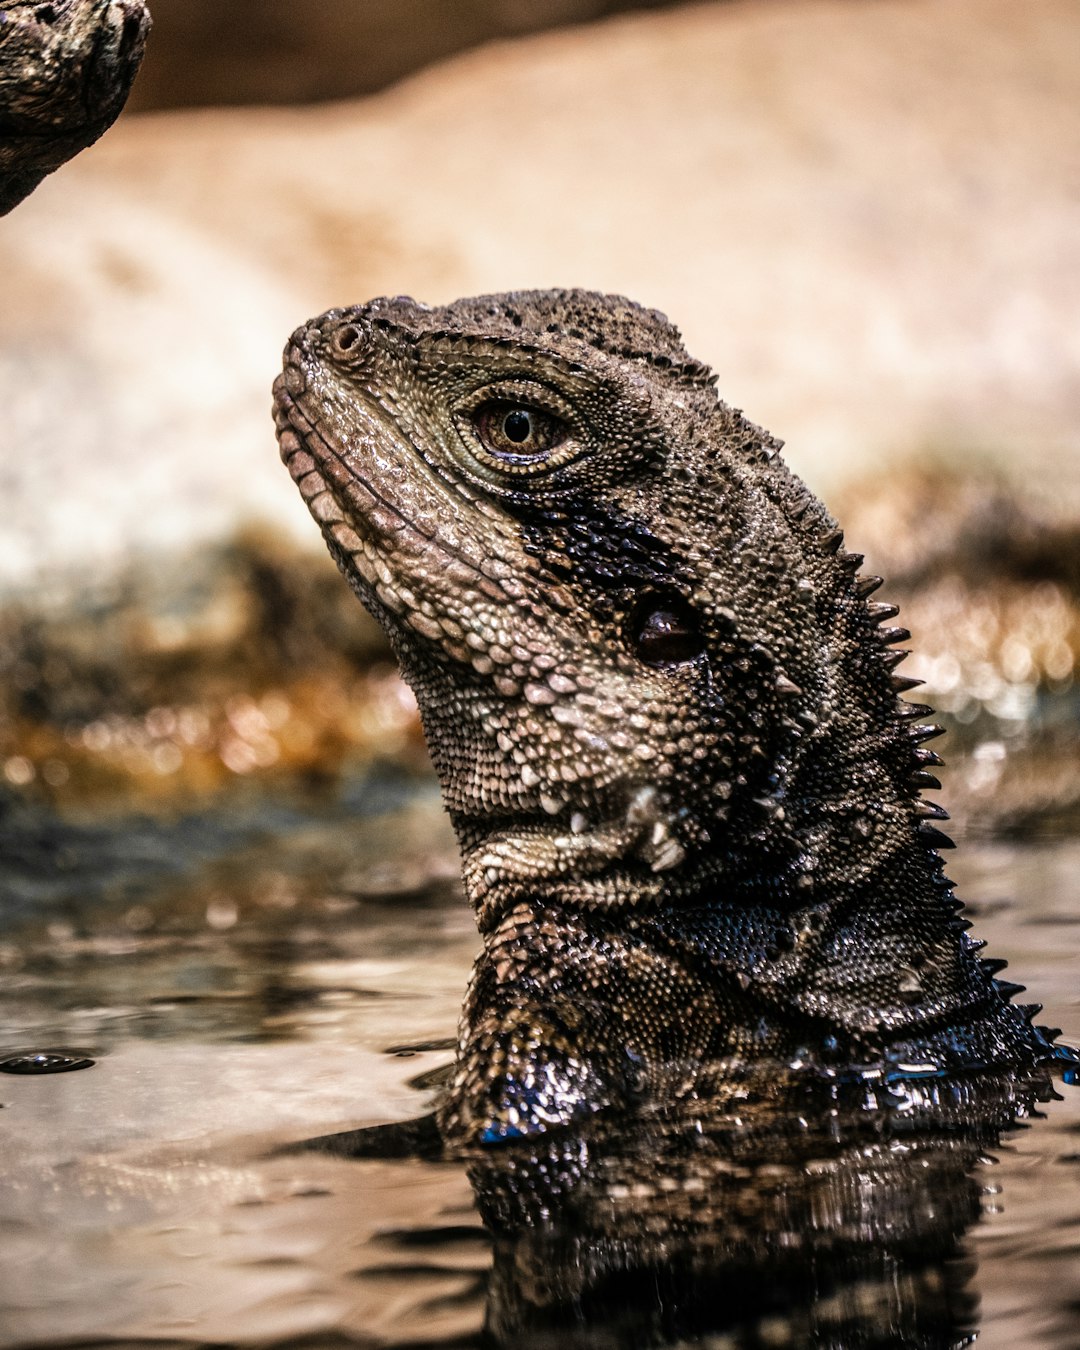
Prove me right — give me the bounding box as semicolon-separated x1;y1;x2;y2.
0;0;149;215
272;289;1061;1149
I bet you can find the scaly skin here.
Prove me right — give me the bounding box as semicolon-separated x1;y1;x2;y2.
273;290;1056;1146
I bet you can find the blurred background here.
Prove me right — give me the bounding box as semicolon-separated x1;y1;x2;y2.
1;5;1079;1346
2;0;1078;837
0;0;1078;977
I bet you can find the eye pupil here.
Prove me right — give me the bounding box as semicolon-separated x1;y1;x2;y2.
503;410;532;443
470;398;569;468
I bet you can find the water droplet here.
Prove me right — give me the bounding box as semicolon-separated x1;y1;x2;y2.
0;1053;95;1075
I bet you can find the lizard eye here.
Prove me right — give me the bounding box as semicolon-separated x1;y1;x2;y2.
473;402;568;462
456;381;581;478
629;593;705;666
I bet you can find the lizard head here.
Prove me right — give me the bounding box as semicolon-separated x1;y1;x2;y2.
274;290;920;931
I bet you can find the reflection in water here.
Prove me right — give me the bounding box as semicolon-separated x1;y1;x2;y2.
323;1063;1065;1348
1;786;1078;1348
467;1068;1058;1348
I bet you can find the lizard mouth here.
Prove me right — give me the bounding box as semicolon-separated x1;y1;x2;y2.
272;353;521;638
274;373;410;552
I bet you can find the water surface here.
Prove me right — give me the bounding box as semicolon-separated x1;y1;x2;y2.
1;780;1078;1349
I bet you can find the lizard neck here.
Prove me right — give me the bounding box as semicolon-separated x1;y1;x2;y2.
443;681;1045;1072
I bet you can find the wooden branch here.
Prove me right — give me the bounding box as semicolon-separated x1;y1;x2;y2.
0;0;150;214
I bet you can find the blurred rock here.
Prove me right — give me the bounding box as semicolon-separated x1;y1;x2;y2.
2;0;1077;599
834;469;1080;834
1;0;1078;827
0;532;425;809
834;470;1080;596
125;0;691;112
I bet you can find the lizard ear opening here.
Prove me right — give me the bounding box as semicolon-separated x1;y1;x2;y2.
627;591;705;667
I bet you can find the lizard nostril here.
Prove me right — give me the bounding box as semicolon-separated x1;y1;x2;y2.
333;325;361;354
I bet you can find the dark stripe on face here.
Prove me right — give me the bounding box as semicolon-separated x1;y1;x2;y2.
513;498;698;618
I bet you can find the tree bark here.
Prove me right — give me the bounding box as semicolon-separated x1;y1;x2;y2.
0;0;149;214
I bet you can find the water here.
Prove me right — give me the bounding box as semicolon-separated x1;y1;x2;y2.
0;779;1078;1349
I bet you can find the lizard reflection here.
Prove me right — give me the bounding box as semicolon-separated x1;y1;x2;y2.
308;1063;1059;1348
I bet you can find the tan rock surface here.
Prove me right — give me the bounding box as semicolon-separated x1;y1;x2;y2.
1;0;1078;594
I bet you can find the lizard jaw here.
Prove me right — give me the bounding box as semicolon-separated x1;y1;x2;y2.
462;785;689;931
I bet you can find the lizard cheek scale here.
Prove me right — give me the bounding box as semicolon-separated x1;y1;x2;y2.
274;289;1062;1147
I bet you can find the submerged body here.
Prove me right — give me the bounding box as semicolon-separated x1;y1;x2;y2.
273;290;1056;1145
